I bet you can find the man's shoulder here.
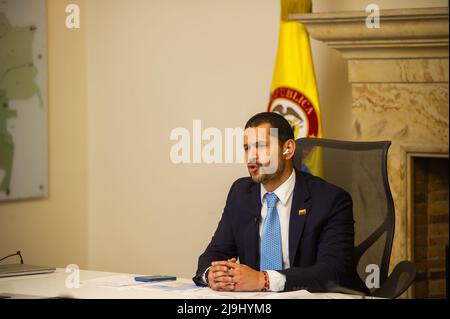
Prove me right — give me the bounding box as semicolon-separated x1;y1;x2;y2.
223;176;258;205
230;176;256;192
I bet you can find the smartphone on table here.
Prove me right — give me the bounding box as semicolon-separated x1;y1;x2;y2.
134;275;177;283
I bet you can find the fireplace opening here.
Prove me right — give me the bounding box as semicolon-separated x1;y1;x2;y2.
413;156;449;299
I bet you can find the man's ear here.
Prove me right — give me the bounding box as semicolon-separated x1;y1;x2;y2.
283;139;296;160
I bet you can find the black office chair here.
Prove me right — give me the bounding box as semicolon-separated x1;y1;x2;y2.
294;138;416;299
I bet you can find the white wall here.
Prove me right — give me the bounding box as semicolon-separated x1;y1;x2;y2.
85;0;279;276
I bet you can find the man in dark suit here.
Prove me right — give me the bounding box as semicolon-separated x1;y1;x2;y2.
193;112;368;293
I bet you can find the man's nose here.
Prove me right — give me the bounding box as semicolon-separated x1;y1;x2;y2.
247;147;258;163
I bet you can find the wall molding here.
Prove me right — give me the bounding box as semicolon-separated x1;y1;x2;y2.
291;7;449;59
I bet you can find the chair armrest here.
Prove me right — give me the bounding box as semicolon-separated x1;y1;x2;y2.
372;260;417;298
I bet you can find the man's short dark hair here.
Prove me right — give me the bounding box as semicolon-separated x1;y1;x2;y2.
245;112;295;145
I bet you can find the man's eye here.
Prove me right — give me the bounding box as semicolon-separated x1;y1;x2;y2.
243;145;248;151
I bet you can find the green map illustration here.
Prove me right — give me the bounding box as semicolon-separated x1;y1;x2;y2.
0;9;44;197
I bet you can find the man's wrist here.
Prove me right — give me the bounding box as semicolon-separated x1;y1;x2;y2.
202;266;212;286
260;271;269;291
205;269;210;286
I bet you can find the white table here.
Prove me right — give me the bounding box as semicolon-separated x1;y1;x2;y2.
0;268;371;299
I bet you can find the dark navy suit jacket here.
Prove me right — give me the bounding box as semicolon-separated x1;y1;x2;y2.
193;169;368;293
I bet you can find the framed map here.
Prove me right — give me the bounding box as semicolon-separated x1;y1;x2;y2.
0;0;48;201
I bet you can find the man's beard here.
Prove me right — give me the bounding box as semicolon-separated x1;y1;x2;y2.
250;154;285;184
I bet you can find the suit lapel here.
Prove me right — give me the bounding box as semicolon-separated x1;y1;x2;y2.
289;170;311;265
243;181;261;269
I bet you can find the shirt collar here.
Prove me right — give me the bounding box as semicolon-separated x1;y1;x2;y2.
260;169;296;206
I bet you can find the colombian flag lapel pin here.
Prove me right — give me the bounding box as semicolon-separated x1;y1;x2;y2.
298;209;307;216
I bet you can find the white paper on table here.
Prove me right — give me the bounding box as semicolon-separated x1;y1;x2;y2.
135;281;200;292
180;288;340;299
81;275;148;289
264;290;366;299
202;290;316;299
182;288;273;299
310;292;366;299
259;289;316;299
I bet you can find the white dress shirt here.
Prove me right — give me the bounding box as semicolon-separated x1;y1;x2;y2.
260;168;295;291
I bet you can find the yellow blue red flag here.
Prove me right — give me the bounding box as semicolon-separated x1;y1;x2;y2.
268;0;323;177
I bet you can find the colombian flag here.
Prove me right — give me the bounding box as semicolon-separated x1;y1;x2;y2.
268;0;323;177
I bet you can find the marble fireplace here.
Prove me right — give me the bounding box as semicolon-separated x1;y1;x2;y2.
293;7;449;297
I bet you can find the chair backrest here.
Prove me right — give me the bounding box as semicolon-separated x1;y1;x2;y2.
294;138;395;289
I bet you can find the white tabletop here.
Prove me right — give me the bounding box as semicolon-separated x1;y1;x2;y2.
0;268;370;299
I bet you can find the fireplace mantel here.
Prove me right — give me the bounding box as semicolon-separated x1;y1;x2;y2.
291;7;449;298
290;7;449;59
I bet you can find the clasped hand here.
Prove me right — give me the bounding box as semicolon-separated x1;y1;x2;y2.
207;258;266;292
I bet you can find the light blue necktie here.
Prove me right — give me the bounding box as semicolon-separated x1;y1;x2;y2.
260;192;283;271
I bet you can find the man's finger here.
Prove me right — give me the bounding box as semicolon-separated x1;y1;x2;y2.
211;260;229;267
233;280;245;292
210;281;233;291
216;282;235;291
226;261;240;269
213;273;232;282
210;265;229;273
231;275;241;284
210;283;229;291
227;268;240;277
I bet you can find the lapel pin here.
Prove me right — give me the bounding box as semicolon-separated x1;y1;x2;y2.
298;209;307;216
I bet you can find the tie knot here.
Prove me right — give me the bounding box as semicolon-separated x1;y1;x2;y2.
265;192;279;208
